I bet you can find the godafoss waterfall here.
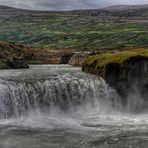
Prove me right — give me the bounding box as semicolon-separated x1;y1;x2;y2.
0;65;148;148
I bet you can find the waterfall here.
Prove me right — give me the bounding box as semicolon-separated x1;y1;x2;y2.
0;65;147;120
0;74;121;119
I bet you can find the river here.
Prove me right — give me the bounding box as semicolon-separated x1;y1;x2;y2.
0;65;148;148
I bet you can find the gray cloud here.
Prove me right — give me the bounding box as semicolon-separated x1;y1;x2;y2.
0;0;148;10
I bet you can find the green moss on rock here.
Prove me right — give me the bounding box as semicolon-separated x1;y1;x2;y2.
82;48;148;76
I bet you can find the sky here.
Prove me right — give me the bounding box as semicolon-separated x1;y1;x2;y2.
0;0;148;11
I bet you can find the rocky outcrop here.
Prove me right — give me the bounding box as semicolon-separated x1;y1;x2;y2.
82;49;148;111
0;41;29;69
68;52;95;66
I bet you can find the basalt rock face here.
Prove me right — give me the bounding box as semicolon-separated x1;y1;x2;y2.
104;57;148;103
68;52;95;66
83;53;148;111
0;41;29;69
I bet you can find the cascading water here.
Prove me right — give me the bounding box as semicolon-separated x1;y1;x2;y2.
0;66;121;119
0;65;148;148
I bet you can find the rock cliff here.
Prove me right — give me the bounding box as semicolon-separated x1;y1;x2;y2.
82;49;148;110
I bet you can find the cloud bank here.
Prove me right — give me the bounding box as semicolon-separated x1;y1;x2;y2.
0;0;148;11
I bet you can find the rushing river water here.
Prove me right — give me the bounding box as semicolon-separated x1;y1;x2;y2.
0;65;148;148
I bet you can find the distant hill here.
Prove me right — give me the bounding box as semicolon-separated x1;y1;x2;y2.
0;5;15;9
0;5;147;49
102;5;148;18
102;5;148;11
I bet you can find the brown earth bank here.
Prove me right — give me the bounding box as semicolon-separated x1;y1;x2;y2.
23;46;96;66
82;49;148;111
24;48;74;65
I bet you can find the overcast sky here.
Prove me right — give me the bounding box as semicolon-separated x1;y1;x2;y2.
0;0;148;11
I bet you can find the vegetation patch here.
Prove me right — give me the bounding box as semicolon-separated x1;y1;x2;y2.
0;6;148;50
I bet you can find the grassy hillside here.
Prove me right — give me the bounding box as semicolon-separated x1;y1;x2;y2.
0;5;148;50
